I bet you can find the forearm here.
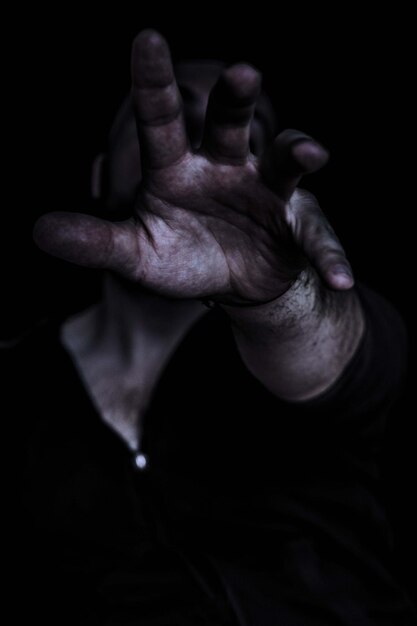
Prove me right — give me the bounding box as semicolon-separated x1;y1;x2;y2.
223;268;365;402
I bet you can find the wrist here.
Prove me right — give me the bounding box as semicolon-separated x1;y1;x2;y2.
223;267;365;401
222;267;320;332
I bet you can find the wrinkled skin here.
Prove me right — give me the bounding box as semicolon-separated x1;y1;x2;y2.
34;30;353;306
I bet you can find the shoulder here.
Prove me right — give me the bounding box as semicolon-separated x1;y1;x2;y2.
0;318;73;415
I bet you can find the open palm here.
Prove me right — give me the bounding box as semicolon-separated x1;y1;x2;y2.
35;30;354;305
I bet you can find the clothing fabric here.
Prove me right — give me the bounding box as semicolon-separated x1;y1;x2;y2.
3;285;416;624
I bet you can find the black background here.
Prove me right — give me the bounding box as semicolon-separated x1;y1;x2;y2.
3;5;416;606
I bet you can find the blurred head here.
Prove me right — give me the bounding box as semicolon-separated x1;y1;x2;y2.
91;61;277;216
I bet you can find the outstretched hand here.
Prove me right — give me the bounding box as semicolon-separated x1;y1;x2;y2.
34;30;353;306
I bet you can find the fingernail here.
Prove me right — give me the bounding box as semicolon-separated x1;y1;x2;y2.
332;264;353;278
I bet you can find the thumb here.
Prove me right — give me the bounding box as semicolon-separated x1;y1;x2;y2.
33;212;139;279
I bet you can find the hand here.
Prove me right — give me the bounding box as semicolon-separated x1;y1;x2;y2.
34;30;353;306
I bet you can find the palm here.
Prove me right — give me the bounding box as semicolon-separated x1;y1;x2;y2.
133;154;297;303
34;30;354;300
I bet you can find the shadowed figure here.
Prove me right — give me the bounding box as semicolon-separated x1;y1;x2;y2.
3;29;415;626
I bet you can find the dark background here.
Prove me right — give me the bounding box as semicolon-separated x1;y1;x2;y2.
3;5;416;605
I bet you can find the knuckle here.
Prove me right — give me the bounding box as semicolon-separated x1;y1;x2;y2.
292;188;319;209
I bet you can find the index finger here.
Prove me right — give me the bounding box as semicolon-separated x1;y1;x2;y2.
131;30;189;170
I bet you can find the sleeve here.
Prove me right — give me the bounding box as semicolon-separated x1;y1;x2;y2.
220;283;409;466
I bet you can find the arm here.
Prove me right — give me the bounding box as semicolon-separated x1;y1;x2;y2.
34;29;362;404
224;267;364;401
